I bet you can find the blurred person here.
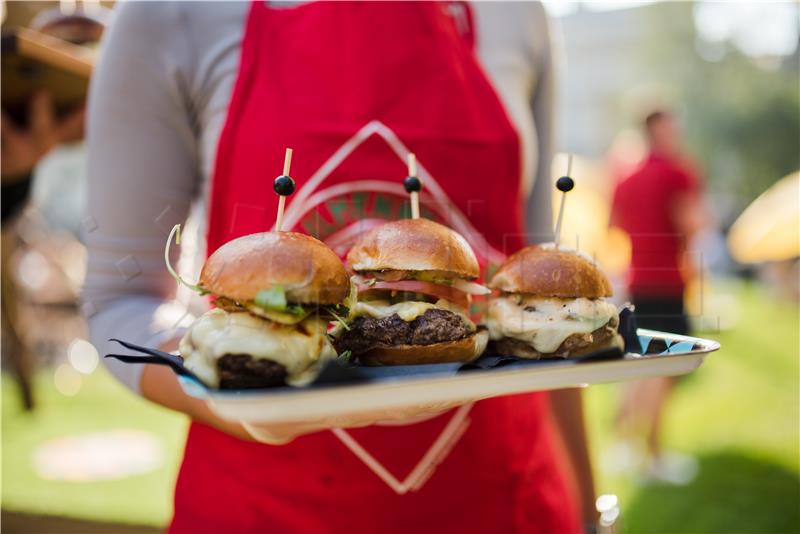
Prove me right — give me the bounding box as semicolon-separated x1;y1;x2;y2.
1;92;84;410
1;0;104;200
83;2;601;532
1;0;102;409
609;109;707;483
761;258;800;302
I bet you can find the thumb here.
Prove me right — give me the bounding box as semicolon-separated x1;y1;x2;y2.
29;91;57;144
1;110;22;144
56;106;86;143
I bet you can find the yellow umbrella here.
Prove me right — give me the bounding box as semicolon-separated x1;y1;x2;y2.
728;171;800;263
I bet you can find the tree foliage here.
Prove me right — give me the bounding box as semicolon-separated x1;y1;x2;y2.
633;2;799;220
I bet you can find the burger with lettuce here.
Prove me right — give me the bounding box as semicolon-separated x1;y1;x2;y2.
167;228;352;389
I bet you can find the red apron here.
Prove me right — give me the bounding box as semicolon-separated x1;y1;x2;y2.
171;2;580;533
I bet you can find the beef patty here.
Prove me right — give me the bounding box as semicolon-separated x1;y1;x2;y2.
217;354;288;389
334;308;473;355
490;323;621;359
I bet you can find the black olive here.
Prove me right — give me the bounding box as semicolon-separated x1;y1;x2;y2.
524;306;537;312
404;175;422;193
274;175;296;196
556;176;574;192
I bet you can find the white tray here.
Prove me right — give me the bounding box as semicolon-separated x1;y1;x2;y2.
179;329;718;424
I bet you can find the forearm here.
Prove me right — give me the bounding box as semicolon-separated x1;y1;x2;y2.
549;388;598;526
140;364;253;440
136;346;308;444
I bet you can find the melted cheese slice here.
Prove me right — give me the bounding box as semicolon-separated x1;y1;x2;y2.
245;304;309;325
352;300;436;322
179;308;336;388
487;296;618;354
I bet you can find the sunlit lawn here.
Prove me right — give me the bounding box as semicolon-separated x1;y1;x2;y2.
586;280;800;533
2;367;187;526
2;280;798;531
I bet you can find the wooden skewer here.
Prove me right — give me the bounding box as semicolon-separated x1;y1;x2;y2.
283;148;293;176
275;148;294;232
276;197;287;232
554;153;575;247
407;153;420;219
408;153;417;177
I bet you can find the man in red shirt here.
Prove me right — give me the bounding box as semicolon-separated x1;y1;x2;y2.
610;110;706;481
612;110;705;315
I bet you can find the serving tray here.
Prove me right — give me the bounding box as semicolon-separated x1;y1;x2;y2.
167;329;718;424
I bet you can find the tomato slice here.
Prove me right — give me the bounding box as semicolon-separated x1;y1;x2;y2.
356;280;471;309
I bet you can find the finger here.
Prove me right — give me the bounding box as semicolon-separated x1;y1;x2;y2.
241;422;295;445
29;91;57;142
56;105;86;142
1;110;22;142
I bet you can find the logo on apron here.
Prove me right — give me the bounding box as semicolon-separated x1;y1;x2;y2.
279;120;507;267
275;120;505;493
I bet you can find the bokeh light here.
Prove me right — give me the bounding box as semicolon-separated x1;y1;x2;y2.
53;364;82;396
67;338;99;375
32;430;164;482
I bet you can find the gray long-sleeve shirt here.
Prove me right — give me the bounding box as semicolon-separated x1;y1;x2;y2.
84;1;558;393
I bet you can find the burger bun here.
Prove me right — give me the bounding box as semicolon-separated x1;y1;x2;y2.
347;218;480;280
200;232;350;305
489;245;612;299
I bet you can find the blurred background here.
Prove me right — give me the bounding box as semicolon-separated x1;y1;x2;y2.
1;1;798;532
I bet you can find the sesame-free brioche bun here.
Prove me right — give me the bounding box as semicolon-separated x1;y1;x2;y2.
489;245;612;299
359;330;489;366
200;232;350;305
347;218;480;280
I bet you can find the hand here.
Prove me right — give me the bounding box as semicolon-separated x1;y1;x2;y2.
1;92;85;181
240;400;465;444
141;362;464;445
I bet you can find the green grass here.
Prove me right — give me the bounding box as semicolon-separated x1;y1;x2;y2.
585;280;800;533
1;280;798;531
2;367;188;527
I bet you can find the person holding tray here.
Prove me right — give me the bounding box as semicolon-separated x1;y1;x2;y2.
84;2;595;532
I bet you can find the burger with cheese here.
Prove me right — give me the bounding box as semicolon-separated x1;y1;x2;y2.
168;230;351;389
487;244;623;358
332;218;490;365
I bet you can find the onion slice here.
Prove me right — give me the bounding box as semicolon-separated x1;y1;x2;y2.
164;224;204;293
351;274;376;287
355;280;470;309
352;274;490;296
452;279;491;295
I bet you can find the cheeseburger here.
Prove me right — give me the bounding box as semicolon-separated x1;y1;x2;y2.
332;218;490;365
172;231;350;389
487;244;623;358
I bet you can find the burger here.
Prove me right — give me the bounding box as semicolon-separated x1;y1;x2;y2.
332;218;490;365
487;244;623;358
170;231;351;389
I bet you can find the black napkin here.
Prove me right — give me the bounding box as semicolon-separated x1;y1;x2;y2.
105;339;209;386
618;305;642;354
